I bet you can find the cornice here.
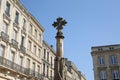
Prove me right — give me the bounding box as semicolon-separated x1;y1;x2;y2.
91;49;120;56
10;0;44;32
43;40;56;55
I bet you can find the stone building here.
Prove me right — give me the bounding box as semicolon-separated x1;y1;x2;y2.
65;59;86;80
0;0;86;80
42;41;55;80
91;44;120;80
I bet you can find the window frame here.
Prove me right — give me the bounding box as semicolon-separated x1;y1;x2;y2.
13;29;17;40
33;45;36;54
98;56;105;65
112;70;119;79
0;45;5;57
2;21;8;33
5;1;10;16
110;55;117;65
22;18;26;29
19;56;23;66
28;41;31;50
14;11;19;24
29;24;32;33
100;70;107;80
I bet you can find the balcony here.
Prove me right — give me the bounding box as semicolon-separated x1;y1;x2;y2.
22;26;26;32
25;68;43;79
11;39;18;49
20;45;26;53
1;31;9;43
0;56;26;75
42;58;50;65
13;22;20;30
3;13;11;23
5;11;10;17
0;56;43;79
50;76;54;80
21;28;26;35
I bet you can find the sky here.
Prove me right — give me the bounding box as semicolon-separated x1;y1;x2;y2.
20;0;120;80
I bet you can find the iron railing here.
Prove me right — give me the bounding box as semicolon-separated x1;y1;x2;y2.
0;56;43;79
50;76;54;80
5;11;10;17
25;68;43;79
1;31;9;43
20;45;26;53
0;56;26;74
11;39;18;49
22;26;26;31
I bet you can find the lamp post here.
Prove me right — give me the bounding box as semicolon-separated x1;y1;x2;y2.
52;17;67;80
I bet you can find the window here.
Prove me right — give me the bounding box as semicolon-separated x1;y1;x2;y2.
47;66;49;77
14;11;19;24
44;49;46;59
22;18;26;29
32;62;35;76
33;45;36;54
26;59;30;68
109;47;114;50
38;49;41;58
98;56;105;65
0;45;5;57
50;70;52;79
34;29;37;38
43;63;45;75
9;51;15;62
28;41;31;50
47;52;49;61
5;1;10;16
100;70;107;80
39;34;41;42
37;65;40;73
37;65;40;77
51;57;53;66
112;70;119;80
98;48;103;51
2;22;8;33
21;36;25;46
110;55;117;64
13;29;17;40
33;63;35;71
29;24;32;33
0;0;1;5
19;56;23;66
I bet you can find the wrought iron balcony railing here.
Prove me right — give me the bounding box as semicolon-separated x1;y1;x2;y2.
1;31;9;43
5;11;10;17
0;56;43;79
11;39;18;49
0;56;26;74
13;22;19;30
20;45;26;53
25;68;43;79
50;76;54;80
22;26;26;31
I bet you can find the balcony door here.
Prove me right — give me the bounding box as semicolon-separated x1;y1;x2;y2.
0;45;5;57
9;51;15;62
2;22;8;33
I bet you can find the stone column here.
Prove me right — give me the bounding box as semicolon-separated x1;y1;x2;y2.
52;17;67;80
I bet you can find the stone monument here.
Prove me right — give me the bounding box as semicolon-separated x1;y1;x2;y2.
52;17;67;80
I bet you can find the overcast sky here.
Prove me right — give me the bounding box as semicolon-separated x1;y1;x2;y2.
20;0;120;80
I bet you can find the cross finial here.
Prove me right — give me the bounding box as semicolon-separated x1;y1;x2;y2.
52;17;67;30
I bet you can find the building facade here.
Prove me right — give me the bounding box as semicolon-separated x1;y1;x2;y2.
91;44;120;80
42;41;55;80
65;59;86;80
0;0;86;80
